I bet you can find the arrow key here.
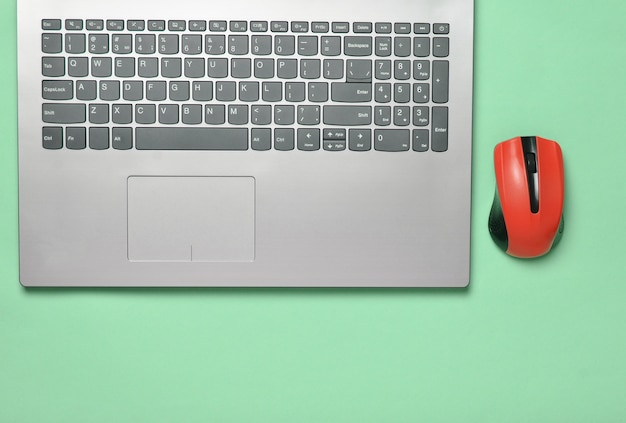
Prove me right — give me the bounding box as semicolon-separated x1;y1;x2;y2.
297;128;320;151
324;140;346;151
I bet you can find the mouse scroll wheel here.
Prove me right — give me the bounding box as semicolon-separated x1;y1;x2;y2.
525;153;537;173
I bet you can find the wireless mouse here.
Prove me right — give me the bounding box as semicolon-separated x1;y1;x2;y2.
488;136;565;258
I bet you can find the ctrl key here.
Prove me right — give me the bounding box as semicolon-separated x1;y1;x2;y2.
42;127;63;149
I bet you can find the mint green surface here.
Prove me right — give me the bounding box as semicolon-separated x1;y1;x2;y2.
2;0;626;421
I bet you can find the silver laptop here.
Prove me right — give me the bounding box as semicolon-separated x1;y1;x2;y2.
17;0;474;287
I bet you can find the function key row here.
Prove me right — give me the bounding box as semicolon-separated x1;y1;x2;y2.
42;19;450;34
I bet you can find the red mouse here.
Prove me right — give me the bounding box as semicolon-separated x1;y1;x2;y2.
489;136;565;258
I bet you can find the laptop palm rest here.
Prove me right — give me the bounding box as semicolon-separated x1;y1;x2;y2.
127;176;255;262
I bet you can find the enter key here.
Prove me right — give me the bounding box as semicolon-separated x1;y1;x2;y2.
331;83;372;102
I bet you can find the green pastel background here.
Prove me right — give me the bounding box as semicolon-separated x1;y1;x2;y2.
1;0;625;421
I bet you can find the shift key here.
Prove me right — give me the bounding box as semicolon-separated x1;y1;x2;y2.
42;103;86;123
323;106;371;125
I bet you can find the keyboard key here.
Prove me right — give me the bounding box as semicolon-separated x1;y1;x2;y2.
432;60;449;103
413;129;429;152
89;34;109;54
42;103;85;123
67;57;87;77
251;128;271;150
42;127;63;149
413;83;430;103
275;36;295;55
192;81;213;101
394;23;411;34
254;58;274;78
159;35;179;54
323;106;371;125
65;127;86;149
346;59;372;82
158;104;179;124
394;37;411;56
42;57;65;77
208;58;228;78
209;20;227;32
106;20;124;31
251;105;271;124
112;34;132;54
323;128;346;140
65;19;83;30
168;20;186;31
332;22;349;33
136;128;248;150
344;36;372;56
42;19;61;30
291;22;308;33
112;104;132;124
374;129;410;151
205;35;226;55
413;106;429;126
115;57;135;77
42;80;73;100
182;35;203;55
354;22;372;33
331;82;372;102
432;106;448;152
297;128;320;150
375;37;392;56
250;21;268;32
65;34;85;54
42;34;62;53
277;59;297;78
274;105;295;124
229;35;248;55
135;35;156;55
274;128;294;150
394;106;410;125
112;128;133;149
414;23;430;34
297;105;321;125
312;22;329;33
89;104;109;123
433;37;449;57
414;60;430;80
270;21;288;32
148;20;165;31
127;20;145;31
251;36;272;55
230;21;247;32
375;23;392;34
89;127;109;149
262;82;282;101
374;106;391;125
76;80;97;101
205;105;225;124
324;139;346;151
189;20;207;31
433;23;450;34
86;20;104;31
413;37;430;57
321;36;341;56
228;105;248;125
300;59;321;79
298;36;318;56
349;129;371;151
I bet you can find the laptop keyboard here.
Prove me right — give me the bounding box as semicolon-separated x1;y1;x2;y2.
40;19;450;152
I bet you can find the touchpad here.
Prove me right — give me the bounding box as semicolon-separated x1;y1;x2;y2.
127;176;255;262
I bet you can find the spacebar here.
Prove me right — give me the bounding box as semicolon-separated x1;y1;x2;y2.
136;128;248;150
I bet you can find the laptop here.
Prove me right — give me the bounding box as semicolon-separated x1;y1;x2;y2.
17;0;474;287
